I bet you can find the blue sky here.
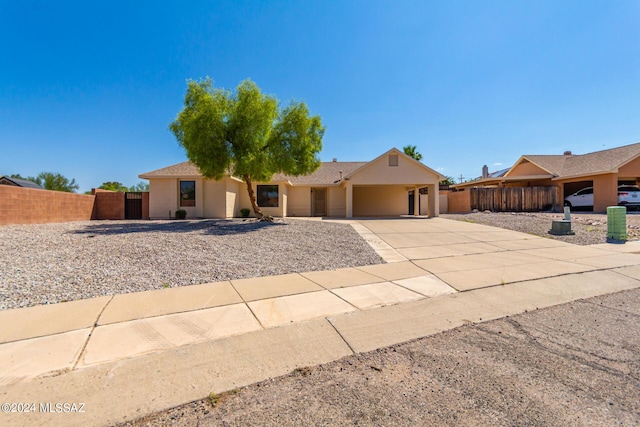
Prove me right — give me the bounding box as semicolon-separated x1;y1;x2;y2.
2;1;639;192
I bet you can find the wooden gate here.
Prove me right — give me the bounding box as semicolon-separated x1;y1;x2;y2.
470;187;558;212
125;192;143;219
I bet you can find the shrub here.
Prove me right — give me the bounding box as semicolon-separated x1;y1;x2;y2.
175;209;187;219
240;208;251;218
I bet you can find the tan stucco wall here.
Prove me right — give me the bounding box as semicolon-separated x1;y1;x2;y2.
438;193;448;214
192;178;204;218
149;179;177;219
593;173;618;212
353;186;408;216
288;186;311;216
508;161;549;177
619;156;640;179
348;153;440;186
281;185;288;217
225;179;240;217
149;178;206;219
204;179;227;218
329;186;346;217
238;182;287;217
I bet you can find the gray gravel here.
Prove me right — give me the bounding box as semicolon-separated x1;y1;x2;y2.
0;219;383;310
442;211;640;245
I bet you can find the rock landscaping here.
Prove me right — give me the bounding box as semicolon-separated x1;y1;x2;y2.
441;212;640;245
0;219;383;310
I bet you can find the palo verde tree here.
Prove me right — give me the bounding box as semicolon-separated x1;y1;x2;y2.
170;78;324;220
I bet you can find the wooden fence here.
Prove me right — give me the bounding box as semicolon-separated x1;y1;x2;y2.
470;186;559;212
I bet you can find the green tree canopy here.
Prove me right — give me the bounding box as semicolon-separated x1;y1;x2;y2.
170;78;324;219
33;172;79;192
439;176;455;186
129;181;149;192
93;181;149;192
99;181;129;192
403;145;423;161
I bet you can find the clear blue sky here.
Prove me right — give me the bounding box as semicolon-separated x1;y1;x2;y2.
2;1;639;192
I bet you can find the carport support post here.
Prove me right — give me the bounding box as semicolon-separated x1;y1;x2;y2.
428;183;439;217
345;181;353;218
414;185;419;216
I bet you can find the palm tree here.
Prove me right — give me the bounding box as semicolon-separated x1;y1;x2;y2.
403;145;423;161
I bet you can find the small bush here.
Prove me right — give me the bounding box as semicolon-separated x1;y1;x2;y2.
175;209;187;219
240;208;250;218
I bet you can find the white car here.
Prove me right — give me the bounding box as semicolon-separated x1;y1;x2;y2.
618;185;640;209
564;185;640;210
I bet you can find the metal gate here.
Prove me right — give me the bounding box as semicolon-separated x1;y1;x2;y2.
125;192;143;219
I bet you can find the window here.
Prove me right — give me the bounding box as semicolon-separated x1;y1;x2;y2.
388;155;398;166
180;181;196;206
257;185;279;207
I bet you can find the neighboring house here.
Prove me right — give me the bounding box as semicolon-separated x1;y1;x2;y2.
454;142;640;212
0;176;43;189
139;148;444;219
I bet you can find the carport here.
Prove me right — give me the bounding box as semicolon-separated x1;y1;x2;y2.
342;149;442;218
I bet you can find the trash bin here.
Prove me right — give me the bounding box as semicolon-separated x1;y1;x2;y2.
607;206;627;242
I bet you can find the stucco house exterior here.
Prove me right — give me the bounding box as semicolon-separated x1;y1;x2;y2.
454;142;640;212
139;148;444;219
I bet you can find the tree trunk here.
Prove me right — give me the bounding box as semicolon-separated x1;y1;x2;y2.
244;174;264;219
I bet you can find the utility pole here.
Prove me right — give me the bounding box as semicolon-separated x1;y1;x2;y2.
459;174;464;183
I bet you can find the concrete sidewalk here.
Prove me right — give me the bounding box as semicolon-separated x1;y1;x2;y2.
1;218;640;426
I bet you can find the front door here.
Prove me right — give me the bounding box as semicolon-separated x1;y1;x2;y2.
312;188;327;216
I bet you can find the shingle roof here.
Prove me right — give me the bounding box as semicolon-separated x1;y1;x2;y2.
274;162;367;185
139;162;203;178
521;142;640;179
140;160;368;185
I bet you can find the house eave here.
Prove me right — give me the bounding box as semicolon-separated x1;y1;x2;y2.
551;170;617;181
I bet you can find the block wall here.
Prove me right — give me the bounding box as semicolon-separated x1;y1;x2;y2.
0;185;95;225
92;190;125;220
446;190;471;213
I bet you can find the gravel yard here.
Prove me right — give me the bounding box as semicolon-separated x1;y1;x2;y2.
3;212;639;310
441;211;640;245
0;219;383;310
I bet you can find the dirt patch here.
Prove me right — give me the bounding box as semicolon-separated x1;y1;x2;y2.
121;289;640;427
